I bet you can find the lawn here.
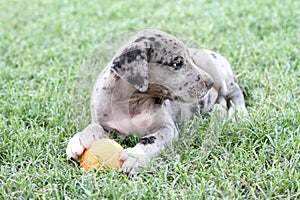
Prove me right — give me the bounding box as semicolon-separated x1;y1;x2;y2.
0;0;299;199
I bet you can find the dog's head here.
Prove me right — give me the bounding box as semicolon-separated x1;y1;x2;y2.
111;29;213;103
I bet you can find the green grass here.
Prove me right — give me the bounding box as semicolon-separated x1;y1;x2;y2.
1;0;299;199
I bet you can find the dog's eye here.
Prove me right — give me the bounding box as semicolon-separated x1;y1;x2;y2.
172;56;184;70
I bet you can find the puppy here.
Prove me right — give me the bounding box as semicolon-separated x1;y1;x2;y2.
66;29;246;172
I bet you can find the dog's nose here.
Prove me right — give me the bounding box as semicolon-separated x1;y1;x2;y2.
205;77;214;90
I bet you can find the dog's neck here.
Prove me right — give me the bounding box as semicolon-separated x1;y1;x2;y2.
101;76;165;135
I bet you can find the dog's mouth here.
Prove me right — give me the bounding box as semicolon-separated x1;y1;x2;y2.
137;83;208;103
146;83;174;99
174;89;208;104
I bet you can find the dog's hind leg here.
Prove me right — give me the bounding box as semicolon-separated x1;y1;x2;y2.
226;80;248;116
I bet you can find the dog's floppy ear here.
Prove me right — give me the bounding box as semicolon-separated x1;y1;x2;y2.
111;41;151;92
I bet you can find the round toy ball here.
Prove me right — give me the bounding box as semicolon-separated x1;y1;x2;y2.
80;139;123;171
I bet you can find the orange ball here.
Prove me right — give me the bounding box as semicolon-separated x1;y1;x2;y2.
80;139;123;171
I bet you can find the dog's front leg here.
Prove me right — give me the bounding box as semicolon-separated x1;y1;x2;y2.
66;123;107;160
120;118;178;173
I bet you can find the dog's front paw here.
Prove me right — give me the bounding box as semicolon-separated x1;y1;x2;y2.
66;133;85;160
120;146;150;174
